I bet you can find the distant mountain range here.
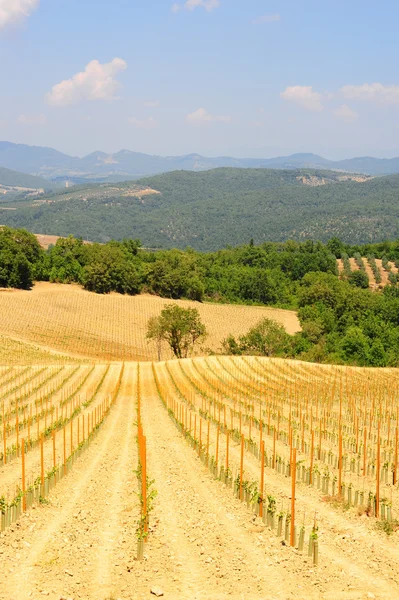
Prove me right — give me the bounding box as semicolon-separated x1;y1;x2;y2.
2;141;399;182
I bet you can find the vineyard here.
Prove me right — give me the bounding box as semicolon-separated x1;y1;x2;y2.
1;354;399;599
338;255;399;288
0;282;300;363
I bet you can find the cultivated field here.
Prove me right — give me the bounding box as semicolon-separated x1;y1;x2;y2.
0;287;399;599
1;356;399;599
0;282;300;363
337;256;398;289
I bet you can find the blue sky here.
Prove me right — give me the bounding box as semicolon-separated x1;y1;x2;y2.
1;0;398;158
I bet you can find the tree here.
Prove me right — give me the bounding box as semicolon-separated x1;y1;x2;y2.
222;317;292;357
348;270;369;289
146;304;207;359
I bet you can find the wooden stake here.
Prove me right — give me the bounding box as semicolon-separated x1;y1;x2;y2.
338;429;342;496
207;420;210;459
363;427;367;476
226;432;229;472
142;435;148;541
376;422;381;518
52;429;56;468
394;426;398;485
309;430;314;485
216;426;219;464
63;425;67;471
290;448;296;547
40;433;44;486
259;440;265;519
240;434;244;501
21;438;26;512
3;420;6;465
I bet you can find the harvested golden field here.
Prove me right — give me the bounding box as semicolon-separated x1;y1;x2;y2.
0;282;300;362
1;356;399;600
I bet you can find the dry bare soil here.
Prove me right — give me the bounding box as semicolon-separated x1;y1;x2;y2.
0;357;399;600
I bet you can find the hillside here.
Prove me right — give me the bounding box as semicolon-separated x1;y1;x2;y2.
0;165;58;191
0;167;397;250
0;282;300;361
2;141;399;181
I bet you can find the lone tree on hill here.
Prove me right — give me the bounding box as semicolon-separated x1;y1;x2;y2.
147;304;207;359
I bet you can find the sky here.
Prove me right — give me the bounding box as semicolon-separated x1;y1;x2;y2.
1;0;399;159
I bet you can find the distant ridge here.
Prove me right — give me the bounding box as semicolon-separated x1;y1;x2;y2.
0;165;59;190
1;141;399;182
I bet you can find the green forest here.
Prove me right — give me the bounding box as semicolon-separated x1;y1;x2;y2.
5;225;399;368
1;167;399;250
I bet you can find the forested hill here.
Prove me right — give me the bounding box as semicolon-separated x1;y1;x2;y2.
0;166;58;190
0;167;398;251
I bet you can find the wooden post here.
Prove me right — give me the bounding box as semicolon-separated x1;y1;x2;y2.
226;432;229;473
259;440;265;518
63;425;67;471
273;428;276;469
239;434;244;501
216;426;220;465
40;433;44;486
376;422;381;518
207;420;210;459
338;430;342;496
290;448;296;547
394;426;398;485
21;438;26;512
70;418;73;455
199;419;202;456
52;429;56;468
363;427;367;476
142;435;148;541
309;430;314;485
3;420;6;465
16;409;19;454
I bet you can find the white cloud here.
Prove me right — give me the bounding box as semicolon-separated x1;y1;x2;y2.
172;0;220;13
280;86;324;112
128;117;158;129
341;83;399;105
186;107;231;124
144;100;160;108
0;0;39;29
46;58;127;107
333;104;358;122
17;113;46;125
252;14;280;25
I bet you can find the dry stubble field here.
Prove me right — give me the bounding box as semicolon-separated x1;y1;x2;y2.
0;284;398;600
0;282;300;363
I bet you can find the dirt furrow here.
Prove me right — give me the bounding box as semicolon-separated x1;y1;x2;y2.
139;362;330;600
0;362;139;600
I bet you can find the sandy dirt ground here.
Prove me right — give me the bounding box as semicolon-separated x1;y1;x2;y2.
1;359;399;600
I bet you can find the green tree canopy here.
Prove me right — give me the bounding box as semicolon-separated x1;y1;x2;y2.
147;304;207;359
223;317;292;357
